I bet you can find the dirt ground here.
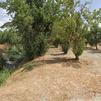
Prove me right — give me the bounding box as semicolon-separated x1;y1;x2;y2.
0;45;101;101
0;45;11;51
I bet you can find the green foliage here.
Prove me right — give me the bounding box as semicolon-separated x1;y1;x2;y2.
0;54;6;70
88;38;96;46
88;24;101;49
61;42;71;54
53;38;61;48
0;30;20;45
73;39;85;60
23;34;50;60
4;49;10;54
16;45;25;56
1;0;101;60
0;0;59;60
0;68;12;86
54;0;92;59
8;46;23;62
98;43;101;46
8;46;19;61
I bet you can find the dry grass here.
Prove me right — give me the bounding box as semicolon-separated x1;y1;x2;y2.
0;45;11;51
0;45;101;101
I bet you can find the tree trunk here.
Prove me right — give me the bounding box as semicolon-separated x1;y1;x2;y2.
76;56;79;60
86;42;87;49
96;44;98;50
95;33;98;50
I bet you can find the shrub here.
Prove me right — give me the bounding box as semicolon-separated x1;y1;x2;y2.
0;68;12;86
61;42;71;54
8;46;23;62
73;39;85;60
53;38;60;48
16;45;25;56
99;43;101;46
23;33;50;60
4;49;10;54
8;46;19;61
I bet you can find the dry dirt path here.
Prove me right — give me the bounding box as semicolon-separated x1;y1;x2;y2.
0;45;101;101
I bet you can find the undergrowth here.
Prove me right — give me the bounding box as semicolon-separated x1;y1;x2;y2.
0;68;12;86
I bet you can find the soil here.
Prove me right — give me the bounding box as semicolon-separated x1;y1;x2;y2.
0;45;101;101
0;45;11;52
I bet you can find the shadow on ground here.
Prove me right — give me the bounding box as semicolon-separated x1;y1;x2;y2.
51;53;65;56
86;48;101;54
36;57;81;69
21;62;38;72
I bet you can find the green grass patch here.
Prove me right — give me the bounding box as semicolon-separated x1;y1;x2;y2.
0;68;12;86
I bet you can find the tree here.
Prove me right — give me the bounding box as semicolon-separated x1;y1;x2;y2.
61;41;71;54
87;9;101;50
0;30;20;45
0;0;60;60
51;21;62;48
56;0;91;59
88;24;101;50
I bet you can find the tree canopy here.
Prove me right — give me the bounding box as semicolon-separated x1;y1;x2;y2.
0;0;61;60
0;0;101;60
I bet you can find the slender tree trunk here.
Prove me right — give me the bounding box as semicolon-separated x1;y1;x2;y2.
86;42;88;49
95;33;98;50
96;44;98;50
76;56;79;60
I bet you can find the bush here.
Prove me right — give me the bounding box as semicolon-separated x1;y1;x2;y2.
23;33;50;60
61;42;71;54
0;68;12;86
99;43;101;46
0;54;6;70
8;46;24;62
16;45;25;56
8;46;19;61
53;38;61;48
4;49;10;54
88;38;96;46
73;39;85;60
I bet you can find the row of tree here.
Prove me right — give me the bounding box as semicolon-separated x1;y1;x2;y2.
86;24;101;50
0;0;101;60
0;30;20;45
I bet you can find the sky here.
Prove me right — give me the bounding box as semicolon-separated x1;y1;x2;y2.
0;0;101;31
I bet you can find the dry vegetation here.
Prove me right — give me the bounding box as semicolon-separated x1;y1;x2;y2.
0;45;11;52
0;45;101;101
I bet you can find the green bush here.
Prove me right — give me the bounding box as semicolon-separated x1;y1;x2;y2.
0;30;20;45
23;33;50;60
8;46;24;62
73;39;85;60
16;45;25;56
99;43;101;46
8;46;19;61
61;42;71;54
0;68;12;86
53;38;61;48
88;38;96;46
4;49;10;54
0;54;6;70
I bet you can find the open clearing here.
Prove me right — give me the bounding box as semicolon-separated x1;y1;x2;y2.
0;45;101;101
